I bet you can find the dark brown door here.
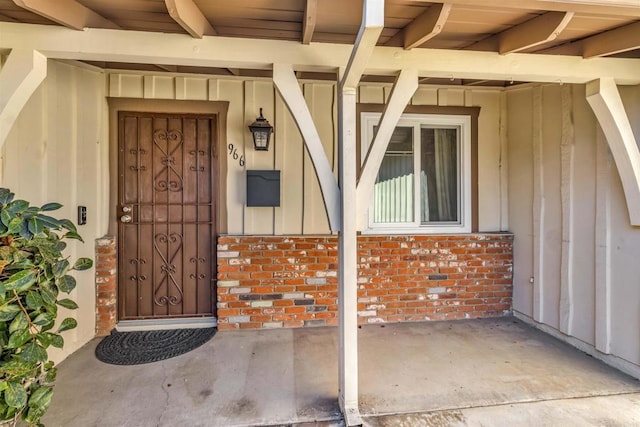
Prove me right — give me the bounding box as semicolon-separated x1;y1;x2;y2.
118;112;216;320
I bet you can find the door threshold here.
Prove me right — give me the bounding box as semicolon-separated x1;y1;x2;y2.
116;317;217;332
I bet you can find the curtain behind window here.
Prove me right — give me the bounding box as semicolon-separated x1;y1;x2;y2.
420;128;458;223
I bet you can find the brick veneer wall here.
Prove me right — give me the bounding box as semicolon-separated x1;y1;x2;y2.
95;236;117;336
216;234;513;330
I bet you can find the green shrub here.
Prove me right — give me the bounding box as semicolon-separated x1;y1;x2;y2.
0;188;92;426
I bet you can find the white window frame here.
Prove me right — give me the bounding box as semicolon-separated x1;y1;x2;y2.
361;112;472;234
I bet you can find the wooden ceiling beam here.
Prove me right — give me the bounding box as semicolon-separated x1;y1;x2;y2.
469;11;573;54
499;11;573;54
164;0;216;39
302;0;317;45
583;21;640;58
403;3;451;49
12;0;119;30
403;0;640;17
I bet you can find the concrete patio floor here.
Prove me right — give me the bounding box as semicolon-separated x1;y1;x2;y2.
43;317;640;426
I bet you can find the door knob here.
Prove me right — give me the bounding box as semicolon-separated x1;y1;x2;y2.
122;206;132;213
120;214;133;223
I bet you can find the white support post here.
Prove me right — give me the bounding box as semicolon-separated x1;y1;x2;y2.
0;49;47;150
338;82;361;426
356;68;418;229
272;63;340;231
586;78;640;226
340;0;384;89
337;1;384;426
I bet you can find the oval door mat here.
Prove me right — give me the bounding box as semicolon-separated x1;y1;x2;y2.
95;328;216;365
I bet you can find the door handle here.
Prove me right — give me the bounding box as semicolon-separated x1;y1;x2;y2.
120;214;133;223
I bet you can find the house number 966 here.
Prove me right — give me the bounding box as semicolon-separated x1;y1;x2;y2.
228;143;245;167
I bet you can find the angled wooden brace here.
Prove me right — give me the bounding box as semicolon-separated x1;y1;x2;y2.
272;63;340;231
586;78;640;225
0;49;47;150
356;68;419;229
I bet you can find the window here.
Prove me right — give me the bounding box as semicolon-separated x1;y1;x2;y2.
361;112;472;233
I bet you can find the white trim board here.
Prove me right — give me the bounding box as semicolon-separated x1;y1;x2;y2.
116;317;217;332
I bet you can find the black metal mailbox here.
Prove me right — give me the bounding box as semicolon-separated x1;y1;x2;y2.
246;170;281;207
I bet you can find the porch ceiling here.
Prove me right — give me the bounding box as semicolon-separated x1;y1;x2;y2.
0;0;639;85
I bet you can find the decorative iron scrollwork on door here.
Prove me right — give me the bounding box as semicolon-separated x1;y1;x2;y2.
189;257;207;280
128;258;147;282
154;129;184;192
153;232;184;306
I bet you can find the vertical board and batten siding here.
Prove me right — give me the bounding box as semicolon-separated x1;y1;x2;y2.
109;73;506;234
507;83;640;373
1;60;108;363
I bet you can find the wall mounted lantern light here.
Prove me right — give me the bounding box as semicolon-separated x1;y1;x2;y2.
248;108;273;151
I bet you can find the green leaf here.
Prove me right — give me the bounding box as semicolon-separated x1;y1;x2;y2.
0;360;37;378
25;406;47;425
57;318;77;333
34;214;61;229
27;218;43;236
7;328;31;349
0;210;11;227
44;366;57;383
21;343;47;363
4;381;27;409
52;259;70;278
59;219;77;233
49;334;63;349
7;217;23;235
32;312;53;326
56;299;78;310
6;200;29;215
8;312;27;334
3;269;37;291
57;275;76;293
0;189;15;206
0;304;21;322
18;222;32;240
39;283;57;305
35;333;51;348
63;231;84;242
0;382;7;392
40;203;62;212
28;386;53;409
26;291;44;310
73;257;93;271
40;321;54;333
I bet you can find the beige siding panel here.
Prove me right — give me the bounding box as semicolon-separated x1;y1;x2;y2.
540;84;562;329
302;83;333;234
218;79;245;234
568;85;597;345
244;80;275;235
274;92;303;235
110;73;144;98
609;85;640;366
609;161;640;366
507;87;534;317
438;88;465;106
508;83;640;371
304;83;333;234
143;75;175;99
359;85;385;104
473;90;502;232
2;61;105;363
208;78;221;101
411;87;438;105
176;77;208;100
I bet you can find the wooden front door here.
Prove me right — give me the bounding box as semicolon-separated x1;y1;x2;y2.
118;112;216;320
